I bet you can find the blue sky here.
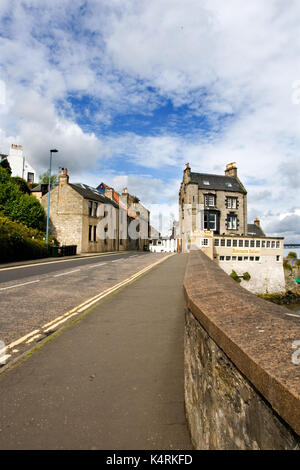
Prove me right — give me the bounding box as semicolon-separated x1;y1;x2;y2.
0;0;299;240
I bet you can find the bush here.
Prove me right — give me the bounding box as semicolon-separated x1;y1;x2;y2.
11;176;31;194
242;272;251;281
0;167;46;230
0;216;57;263
230;270;241;283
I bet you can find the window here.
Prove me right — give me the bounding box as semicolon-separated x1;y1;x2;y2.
227;214;237;230
203;181;210;185
204;212;217;231
238;256;243;261
255;257;260;261
232;256;237;261
220;256;225;261
201;238;209;246
227;239;232;247
250;240;255;248
250;256;254;261
227;197;237;209
214;239;219;246
226;256;231;261
225;182;232;188
204;194;216;207
256;240;261;248
239;240;244;247
88;225;92;242
93;202;98;217
276;255;280;261
245;240;249;247
267;241;270;248
233;240;238;247
244;256;249;261
93;226;97;241
276;241;280;248
27;172;34;183
272;241;276;248
262;241;266;248
88;201;92;216
221;239;225;247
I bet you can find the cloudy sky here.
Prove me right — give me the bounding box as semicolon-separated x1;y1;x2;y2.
0;0;299;240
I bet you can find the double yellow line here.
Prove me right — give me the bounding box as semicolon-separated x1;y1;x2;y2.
0;254;174;364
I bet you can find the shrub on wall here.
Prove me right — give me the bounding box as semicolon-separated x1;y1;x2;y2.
230;270;241;283
242;272;251;281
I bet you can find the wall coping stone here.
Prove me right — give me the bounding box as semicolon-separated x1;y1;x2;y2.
183;250;300;436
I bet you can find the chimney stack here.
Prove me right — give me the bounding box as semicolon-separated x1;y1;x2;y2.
59;168;69;186
225;162;237;178
254;217;260;227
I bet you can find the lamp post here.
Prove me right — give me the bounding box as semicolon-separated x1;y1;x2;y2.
46;149;58;247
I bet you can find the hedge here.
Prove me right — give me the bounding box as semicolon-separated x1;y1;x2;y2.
0;216;57;263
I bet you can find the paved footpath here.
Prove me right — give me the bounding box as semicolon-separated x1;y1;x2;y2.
0;254;192;450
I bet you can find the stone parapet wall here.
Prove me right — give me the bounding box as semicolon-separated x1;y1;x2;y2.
183;250;300;449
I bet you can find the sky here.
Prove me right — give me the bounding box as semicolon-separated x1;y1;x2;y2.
0;0;299;240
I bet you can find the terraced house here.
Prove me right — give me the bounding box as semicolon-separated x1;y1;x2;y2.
32;169;150;254
179;162;285;294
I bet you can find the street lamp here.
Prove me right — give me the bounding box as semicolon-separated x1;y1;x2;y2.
46;149;58;247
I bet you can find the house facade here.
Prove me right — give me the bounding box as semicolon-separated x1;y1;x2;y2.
179;162;285;294
34;169;150;254
6;144;36;183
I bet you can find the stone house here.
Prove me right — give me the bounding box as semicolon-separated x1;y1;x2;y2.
179;162;285;294
33;169;150;254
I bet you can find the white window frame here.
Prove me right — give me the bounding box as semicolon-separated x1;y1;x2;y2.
201;238;209;247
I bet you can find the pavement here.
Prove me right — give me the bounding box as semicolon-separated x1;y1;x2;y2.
0;253;192;450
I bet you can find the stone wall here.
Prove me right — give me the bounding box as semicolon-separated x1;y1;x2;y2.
184;250;300;450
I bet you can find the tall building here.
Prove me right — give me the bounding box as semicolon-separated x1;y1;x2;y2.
6;144;36;183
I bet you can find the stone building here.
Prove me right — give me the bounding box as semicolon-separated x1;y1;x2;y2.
179;162;285;294
97;182;150;252
33;169;150;254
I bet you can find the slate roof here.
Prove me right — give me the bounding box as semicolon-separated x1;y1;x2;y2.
190;172;246;194
247;224;265;237
70;183;119;209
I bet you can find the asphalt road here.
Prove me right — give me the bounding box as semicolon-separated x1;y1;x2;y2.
0;253;191;450
0;252;171;361
0;251;146;284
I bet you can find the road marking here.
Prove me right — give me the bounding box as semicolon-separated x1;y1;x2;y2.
0;252;130;272
111;259;122;263
87;262;107;269
129;255;139;258
7;329;40;349
1;254;174;363
0;279;40;291
286;313;300;318
26;334;42;344
53;269;80;277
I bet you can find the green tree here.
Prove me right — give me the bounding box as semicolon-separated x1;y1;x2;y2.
11;176;31;194
0;157;12;175
0;166;46;231
288;251;297;259
39;170;58;185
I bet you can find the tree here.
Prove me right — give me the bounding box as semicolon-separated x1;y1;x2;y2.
288;252;297;259
11;176;31;194
39;171;58;185
0;166;46;231
0;157;12;175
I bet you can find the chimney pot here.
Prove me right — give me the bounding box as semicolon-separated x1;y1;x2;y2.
225;162;237;178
